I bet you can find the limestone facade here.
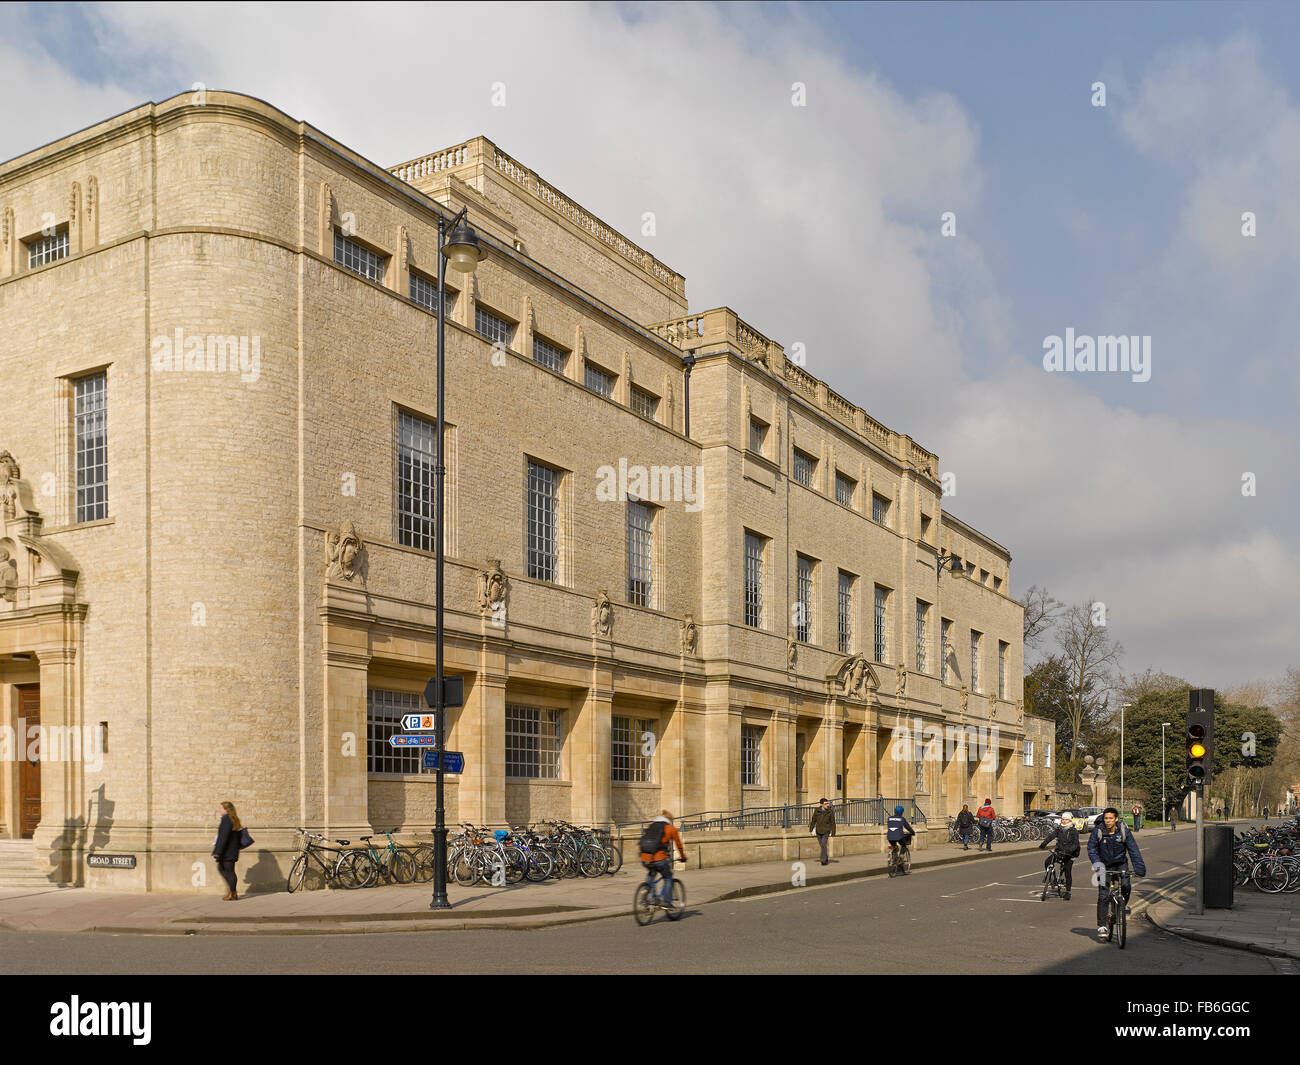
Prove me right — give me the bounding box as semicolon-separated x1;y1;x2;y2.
0;92;1023;890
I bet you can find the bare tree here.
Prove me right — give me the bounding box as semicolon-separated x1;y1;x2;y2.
1057;599;1124;758
1020;584;1063;651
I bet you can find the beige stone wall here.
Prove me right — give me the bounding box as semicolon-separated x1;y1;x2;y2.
0;91;1025;891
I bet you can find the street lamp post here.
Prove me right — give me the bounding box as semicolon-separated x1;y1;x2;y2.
430;207;481;910
1120;702;1131;812
1161;722;1171;825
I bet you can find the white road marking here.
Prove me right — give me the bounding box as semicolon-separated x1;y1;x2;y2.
997;898;1039;903
939;881;1002;898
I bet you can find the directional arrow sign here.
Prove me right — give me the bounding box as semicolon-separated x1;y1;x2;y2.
389;734;438;748
402;714;437;732
422;750;465;773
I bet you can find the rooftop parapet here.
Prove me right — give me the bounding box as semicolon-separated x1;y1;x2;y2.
389;136;686;301
651;307;938;480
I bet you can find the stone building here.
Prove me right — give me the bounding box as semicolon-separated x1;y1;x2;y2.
0;91;1024;890
1020;714;1057;811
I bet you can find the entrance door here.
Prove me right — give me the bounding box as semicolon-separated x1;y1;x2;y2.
17;685;40;838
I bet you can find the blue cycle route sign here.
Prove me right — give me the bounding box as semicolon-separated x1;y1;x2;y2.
422;750;465;773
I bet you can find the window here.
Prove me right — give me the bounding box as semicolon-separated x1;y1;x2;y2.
1045;743;1052;769
920;514;932;541
837;571;855;654
795;555;815;643
585;362;616;398
873;585;889;662
408;271;455;315
397;410;437;551
334;231;386;283
742;725;762;785
993;575;1003;593
611;717;654;783
744;531;765;628
835;471;856;508
998;641;1008;699
872;492;891;526
367;688;427;775
475;305;514;348
965;561;976;578
630;386;659;420
980;569;989;586
533;334;568;374
627;501;654;607
970;631;982;692
915;600;929;673
27;227;69;268
527;460;559;581
792;448;816;488
941;619;953;683
506;704;562;779
749;417;768;455
1023;740;1034;767
75;372;108;522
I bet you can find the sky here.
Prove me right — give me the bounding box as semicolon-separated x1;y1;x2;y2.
2;1;1297;689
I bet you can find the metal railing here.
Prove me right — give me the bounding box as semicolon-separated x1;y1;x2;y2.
618;798;926;838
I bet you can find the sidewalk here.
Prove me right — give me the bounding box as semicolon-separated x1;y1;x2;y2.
1142;879;1300;960
0;835;1050;936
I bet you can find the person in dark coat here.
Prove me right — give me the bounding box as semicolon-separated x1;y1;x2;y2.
212;800;247;900
809;798;837;866
955;804;975;850
1039;811;1080;899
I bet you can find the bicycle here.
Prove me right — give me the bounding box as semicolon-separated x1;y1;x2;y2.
887;840;912;877
634;856;685;926
286;829;367;892
1040;851;1068;901
349;830;418;888
1104;869;1128;949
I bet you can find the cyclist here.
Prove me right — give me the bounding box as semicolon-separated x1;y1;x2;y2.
638;810;686;909
887;805;915;869
1038;810;1080;899
1087;806;1146;940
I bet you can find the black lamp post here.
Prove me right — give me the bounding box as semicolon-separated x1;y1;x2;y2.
430;207;481;910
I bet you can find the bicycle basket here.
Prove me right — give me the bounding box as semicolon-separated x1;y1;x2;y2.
493;830;509;842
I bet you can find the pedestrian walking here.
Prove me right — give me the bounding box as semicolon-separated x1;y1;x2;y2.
1165;801;1177;830
212;800;253;901
1263;805;1270;821
1131;804;1142;831
955;804;975;850
976;798;996;851
809;797;837;866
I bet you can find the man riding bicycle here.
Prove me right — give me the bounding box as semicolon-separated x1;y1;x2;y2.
1038;811;1080;899
1087;806;1146;940
638;809;686;909
887;805;915;865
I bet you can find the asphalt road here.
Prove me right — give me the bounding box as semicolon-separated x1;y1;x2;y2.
0;829;1292;974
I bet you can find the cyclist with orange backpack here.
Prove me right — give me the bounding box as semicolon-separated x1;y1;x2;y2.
638;810;687;909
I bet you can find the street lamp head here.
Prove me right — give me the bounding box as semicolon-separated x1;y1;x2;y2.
442;220;481;273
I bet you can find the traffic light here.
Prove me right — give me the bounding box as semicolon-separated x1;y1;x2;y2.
1186;688;1215;788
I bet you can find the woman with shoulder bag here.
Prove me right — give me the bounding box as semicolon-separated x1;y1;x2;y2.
212;801;253;900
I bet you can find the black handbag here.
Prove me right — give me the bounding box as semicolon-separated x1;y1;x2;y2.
238;827;254;849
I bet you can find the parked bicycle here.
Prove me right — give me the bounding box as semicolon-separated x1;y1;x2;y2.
286;829;367;892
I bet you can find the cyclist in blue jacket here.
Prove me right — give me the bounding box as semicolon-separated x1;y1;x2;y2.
887;805;915;865
1087;807;1146;940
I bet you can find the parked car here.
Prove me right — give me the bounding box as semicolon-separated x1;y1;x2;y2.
1073;806;1106;828
1026;809;1055;819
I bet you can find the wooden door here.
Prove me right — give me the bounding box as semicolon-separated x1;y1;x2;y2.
17;685;40;838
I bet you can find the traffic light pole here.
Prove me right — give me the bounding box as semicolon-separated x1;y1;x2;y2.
1194;782;1205;915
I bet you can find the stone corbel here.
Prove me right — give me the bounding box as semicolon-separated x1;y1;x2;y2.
519;294;534;357
573;323;586;382
1;206;14;277
395;224;409;297
69;182;82;253
85;176;99;249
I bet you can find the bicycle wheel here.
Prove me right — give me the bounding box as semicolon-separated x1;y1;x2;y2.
1116;901;1127;949
666;879;686;920
604;843;623;875
578;846;607;878
523;848;552;882
339;850;377;889
287;854;309;893
634;882;657;925
901;851;911;875
504;846;528;885
1254;858;1289;894
411;845;436;883
1106;897;1116;943
887;851;898;878
1041;866;1051;901
388;847;417;885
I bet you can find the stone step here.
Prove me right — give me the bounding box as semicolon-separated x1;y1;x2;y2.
0;840;46;882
